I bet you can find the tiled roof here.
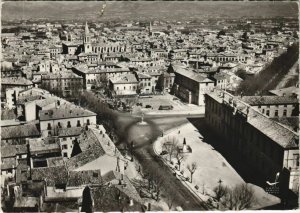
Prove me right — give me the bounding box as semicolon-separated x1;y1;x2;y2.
66;126;120;171
136;72;151;79
29;138;60;155
207;91;299;149
68;170;102;186
58;127;83;137
1;77;33;85
1;123;40;140
92;185;144;212
173;65;213;83
247;110;298;149
270;116;299;131
1;144;27;158
31;165;68;186
241;96;298;105
42;71;82;80
269;86;298;97
17;95;44;105
110;74;138;84
1;157;16;170
16;159;30;184
39;103;96;121
102;170;143;203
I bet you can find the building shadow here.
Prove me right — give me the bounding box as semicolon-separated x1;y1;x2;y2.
187;117;299;210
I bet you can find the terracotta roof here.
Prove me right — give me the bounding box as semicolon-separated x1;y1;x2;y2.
102;170;143;204
173;65;213;83
1;77;33;85
29;138;60;155
16;159;30;184
1;144;27;158
1;123;40;140
241;96;298;105
31;165;68;186
39;103;96;121
1;157;16;170
68;170;102;186
92;185;144;212
58;127;83;137
110;74;138;84
66;126;121;171
247;110;298;149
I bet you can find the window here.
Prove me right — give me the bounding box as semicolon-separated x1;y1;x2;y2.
67;121;71;128
266;110;269;116
293;154;299;167
274;110;278;117
62;145;67;149
283;109;287;116
87;119;90;125
63;153;68;158
262;109;265;113
47;123;52;130
58;122;62;128
77;120;81;127
258;106;261;109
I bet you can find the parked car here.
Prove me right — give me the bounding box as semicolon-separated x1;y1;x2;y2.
145;105;152;108
158;105;173;110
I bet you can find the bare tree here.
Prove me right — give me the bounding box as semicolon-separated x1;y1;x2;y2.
175;151;186;171
213;183;229;209
221;183;255;210
186;162;197;183
162;137;179;162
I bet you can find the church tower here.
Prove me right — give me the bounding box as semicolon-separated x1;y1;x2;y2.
149;21;152;36
83;22;92;53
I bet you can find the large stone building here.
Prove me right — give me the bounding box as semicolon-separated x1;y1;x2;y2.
171;65;214;105
241;96;298;118
109;74;139;97
39;102;96;137
205;90;299;193
41;71;84;97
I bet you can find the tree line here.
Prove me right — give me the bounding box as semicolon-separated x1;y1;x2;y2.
236;42;299;95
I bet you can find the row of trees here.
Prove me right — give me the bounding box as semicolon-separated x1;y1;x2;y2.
211;183;255;210
236;42;299;95
161;137;197;183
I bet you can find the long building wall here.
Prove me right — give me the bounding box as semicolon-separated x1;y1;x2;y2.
204;92;299;192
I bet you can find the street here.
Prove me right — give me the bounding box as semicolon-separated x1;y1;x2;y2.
114;112;207;210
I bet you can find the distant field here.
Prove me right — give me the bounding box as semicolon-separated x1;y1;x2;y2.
2;1;298;21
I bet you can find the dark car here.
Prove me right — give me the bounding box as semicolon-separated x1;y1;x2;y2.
158;105;173;110
145;105;152;108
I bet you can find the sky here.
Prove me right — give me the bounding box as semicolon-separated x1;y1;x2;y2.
2;1;299;21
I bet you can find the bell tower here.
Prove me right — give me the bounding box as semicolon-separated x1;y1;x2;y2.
83;22;92;53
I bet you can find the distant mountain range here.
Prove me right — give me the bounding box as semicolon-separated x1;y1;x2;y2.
2;1;298;21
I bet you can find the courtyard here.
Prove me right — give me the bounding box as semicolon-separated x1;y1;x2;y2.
132;93;204;115
153;122;281;209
